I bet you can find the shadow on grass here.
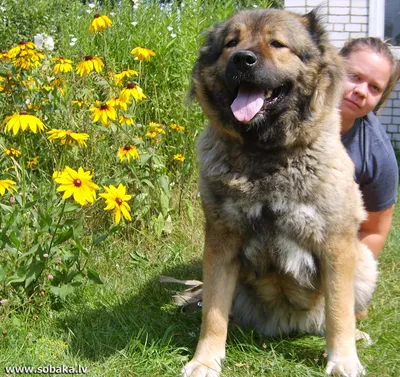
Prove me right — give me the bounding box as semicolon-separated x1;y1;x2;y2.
60;261;326;371
59;261;203;361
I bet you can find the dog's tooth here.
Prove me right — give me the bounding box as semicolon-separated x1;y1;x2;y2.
265;89;273;99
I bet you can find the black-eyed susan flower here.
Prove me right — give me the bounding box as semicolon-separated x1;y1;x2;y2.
0;179;16;196
114;69;139;86
71;100;87;107
52;56;73;73
99;184;132;225
89;14;112;33
4;166;15;173
90;101;117;126
107;97;130;111
170;123;185;132
27;156;39;168
7;41;37;59
4;148;21;157
130;47;156;61
119;83;146;102
52;170;62;180
173;154;185;162
119;115;134;126
76;55;104;76
53;166;99;206
13;49;45;70
117;144;140;162
47;129;89;147
3;113;47;135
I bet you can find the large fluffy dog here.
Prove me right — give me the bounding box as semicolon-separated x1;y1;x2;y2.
182;8;378;377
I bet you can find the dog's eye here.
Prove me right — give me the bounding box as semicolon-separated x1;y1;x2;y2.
270;40;287;48
224;39;238;48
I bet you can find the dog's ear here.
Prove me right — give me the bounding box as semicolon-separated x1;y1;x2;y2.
301;6;328;50
197;22;226;67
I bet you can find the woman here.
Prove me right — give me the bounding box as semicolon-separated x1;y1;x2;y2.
339;37;400;258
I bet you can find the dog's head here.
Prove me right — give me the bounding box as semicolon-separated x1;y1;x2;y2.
192;8;343;147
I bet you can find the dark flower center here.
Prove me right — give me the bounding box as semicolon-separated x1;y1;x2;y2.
94;14;101;18
116;198;123;205
100;104;109;110
124;144;131;151
73;179;82;187
126;83;136;89
20;111;28;115
85;55;93;61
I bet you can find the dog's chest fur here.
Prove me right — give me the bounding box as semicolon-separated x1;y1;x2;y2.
199;131;332;283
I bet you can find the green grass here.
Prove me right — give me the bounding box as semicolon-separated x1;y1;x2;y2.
0;1;399;376
1;193;399;377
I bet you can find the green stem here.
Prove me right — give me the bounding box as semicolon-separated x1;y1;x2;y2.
47;199;67;257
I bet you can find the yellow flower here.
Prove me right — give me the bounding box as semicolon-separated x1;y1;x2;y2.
3;113;47;135
8;42;45;70
170;123;185;132
117;144;140;162
4;166;15;173
119;115;134;126
47;129;89;147
71;100;87;107
90;101;117;125
4;148;21;157
99;184;132;225
54;166;99;206
52;56;73;73
114;69;139;86
106;97;130;111
52;170;62;180
76;55;104;76
0;179;17;196
119;83;146;102
130;47;156;61
89;14;112;33
146;122;166;139
173;154;185;162
7;41;37;59
27;156;39;168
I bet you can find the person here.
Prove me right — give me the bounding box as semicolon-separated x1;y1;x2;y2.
339;37;400;258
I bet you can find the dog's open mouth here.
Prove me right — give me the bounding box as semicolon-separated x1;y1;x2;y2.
230;84;289;122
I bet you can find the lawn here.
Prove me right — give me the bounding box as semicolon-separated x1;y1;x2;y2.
0;1;399;376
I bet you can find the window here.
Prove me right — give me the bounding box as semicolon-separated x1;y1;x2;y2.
385;0;400;46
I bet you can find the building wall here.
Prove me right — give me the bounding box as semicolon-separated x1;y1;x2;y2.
284;0;400;150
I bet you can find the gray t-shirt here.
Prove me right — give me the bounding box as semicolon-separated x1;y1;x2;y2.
341;112;399;212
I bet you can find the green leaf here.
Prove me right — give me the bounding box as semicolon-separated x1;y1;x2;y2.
159;191;170;217
63;202;81;213
50;284;74;300
186;200;194;225
93;233;109;246
53;227;73;247
0;265;5;282
159;175;170;196
87;268;104;285
153;213;164;237
25;262;44;288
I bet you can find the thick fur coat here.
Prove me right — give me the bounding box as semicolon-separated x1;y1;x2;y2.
183;8;378;377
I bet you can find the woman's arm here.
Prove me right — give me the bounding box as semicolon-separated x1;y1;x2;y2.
359;204;395;258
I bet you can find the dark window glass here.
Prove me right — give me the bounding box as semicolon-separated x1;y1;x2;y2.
385;0;400;46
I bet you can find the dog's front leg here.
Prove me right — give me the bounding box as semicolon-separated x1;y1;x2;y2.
182;222;241;377
323;236;366;377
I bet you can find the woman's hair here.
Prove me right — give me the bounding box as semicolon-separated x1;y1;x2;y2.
339;37;400;111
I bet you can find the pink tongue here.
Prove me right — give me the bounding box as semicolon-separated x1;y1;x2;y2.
231;87;264;122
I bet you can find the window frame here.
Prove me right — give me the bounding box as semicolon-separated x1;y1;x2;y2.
369;0;400;58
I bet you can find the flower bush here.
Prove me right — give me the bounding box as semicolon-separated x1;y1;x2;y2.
0;0;276;307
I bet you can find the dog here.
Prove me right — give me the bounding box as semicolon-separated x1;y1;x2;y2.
182;7;378;377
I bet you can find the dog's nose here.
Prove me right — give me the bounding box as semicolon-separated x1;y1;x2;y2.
232;51;257;72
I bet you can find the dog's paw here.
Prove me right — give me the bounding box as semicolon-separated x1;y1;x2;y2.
181;359;222;377
326;355;366;377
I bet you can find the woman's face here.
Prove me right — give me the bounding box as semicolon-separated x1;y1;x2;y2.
340;49;392;121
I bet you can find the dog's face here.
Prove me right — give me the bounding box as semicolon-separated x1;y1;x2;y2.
192;9;343;146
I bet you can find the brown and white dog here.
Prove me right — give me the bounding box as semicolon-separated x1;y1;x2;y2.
182;8;378;377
